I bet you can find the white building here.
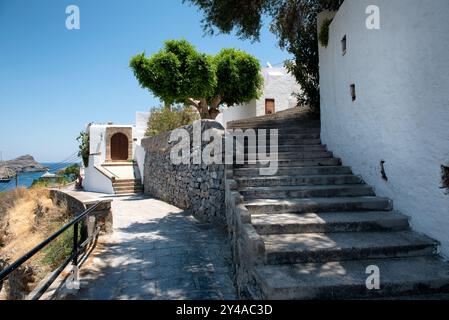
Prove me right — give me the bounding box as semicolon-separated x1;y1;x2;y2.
318;0;449;256
82;112;150;195
217;66;301;127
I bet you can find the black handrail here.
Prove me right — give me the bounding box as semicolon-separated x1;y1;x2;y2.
0;200;106;299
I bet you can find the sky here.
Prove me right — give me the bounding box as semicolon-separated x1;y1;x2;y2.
0;0;290;162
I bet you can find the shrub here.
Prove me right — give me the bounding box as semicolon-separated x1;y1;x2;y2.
146;105;199;137
319;18;333;48
77;131;89;167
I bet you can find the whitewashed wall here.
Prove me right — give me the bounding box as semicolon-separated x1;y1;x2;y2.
218;67;300;127
219;101;258;128
83;124;113;193
255;67;300;116
319;0;449;257
134;112;150;182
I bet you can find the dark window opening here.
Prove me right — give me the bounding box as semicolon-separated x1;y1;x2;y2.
441;165;449;194
380;160;388;181
341;35;347;55
350;84;356;101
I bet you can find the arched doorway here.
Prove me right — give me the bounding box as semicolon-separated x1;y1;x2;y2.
110;133;129;161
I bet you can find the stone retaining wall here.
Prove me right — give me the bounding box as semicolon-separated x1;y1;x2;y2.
225;173;265;299
49;190;113;236
141;120;226;225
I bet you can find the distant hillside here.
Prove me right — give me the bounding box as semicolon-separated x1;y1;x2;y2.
3;155;48;174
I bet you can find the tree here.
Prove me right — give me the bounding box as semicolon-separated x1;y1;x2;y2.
130;39;263;119
77;131;89;167
146;105;199;137
184;0;344;113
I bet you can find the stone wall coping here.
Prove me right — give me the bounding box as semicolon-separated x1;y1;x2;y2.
142;120;225;154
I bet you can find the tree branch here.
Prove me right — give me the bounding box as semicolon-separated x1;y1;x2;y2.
211;96;222;109
186;98;200;108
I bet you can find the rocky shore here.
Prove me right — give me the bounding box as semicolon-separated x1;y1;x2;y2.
2;155;48;174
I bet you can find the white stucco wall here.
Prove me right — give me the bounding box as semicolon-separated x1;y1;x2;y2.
220;101;258;128
134;112;150;181
255;67;301;116
218;67;300;127
88;125;107;165
84;124;136;193
319;0;449;256
83;161;115;194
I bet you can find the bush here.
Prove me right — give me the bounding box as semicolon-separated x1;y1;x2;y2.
77;131;89;167
319;18;333;48
146;105;199;137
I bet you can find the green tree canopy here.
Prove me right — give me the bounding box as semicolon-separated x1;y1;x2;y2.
130;39;263;119
184;0;344;113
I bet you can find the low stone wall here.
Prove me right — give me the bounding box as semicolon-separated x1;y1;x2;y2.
225;172;265;299
49;190;113;236
142;120;226;225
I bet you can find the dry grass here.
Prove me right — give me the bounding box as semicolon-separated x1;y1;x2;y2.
1;188;69;260
0;187;72;299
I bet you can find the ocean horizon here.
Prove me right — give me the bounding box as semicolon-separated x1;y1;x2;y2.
0;162;79;193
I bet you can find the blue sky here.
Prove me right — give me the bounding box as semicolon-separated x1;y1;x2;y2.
0;0;290;162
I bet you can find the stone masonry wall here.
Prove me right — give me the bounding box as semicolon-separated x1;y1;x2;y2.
141;121;226;226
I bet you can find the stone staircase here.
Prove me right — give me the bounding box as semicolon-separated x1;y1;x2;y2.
227;109;449;300
112;179;143;196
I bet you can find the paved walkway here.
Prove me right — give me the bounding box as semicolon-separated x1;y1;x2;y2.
73;195;237;300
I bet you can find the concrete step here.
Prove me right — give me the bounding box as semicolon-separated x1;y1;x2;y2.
234;158;342;169
244;197;393;214
252;211;410;235
235;151;333;160
253;256;449;299
236;175;363;188
262;231;438;265
240;185;375;199
234;166;352;178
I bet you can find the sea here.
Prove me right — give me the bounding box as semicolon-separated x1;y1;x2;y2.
0;163;77;193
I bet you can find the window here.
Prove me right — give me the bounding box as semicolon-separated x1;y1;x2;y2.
441;165;449;194
350;84;356;101
341;35;347;55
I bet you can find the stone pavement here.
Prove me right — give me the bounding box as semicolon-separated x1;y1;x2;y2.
72;195;237;300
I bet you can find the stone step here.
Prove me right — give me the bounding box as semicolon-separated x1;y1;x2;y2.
114;191;143;196
236;129;321;136
244;197;393;214
235;151;333;160
228;118;320;127
113;181;142;187
114;185;143;191
228;122;320;130
236;175;363;188
240;185;375;199
251;211;409;235
253;256;449;300
234;166;352;178
242;145;327;153
234;158;342;169
262;231;438;265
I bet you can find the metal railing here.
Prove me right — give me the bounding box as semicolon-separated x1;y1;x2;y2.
0;200;106;300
